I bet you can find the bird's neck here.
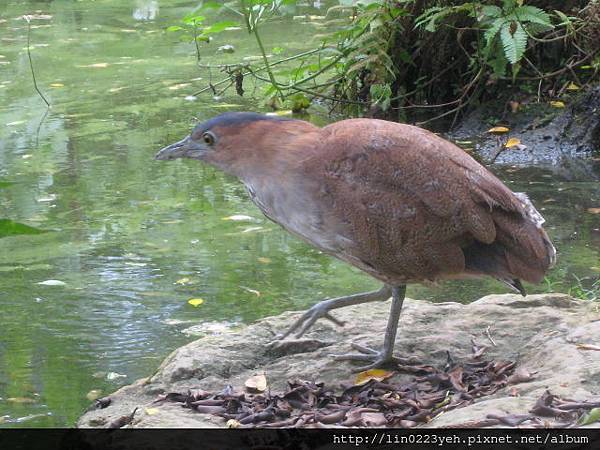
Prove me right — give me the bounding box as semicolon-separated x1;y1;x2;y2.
232;119;323;185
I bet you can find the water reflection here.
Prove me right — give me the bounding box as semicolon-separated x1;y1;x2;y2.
133;0;159;21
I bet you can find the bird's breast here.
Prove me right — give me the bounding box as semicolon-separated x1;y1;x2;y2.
243;178;351;255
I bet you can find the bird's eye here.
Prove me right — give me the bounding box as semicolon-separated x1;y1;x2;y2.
202;132;215;146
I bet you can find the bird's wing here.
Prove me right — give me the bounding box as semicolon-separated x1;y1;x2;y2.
311;120;552;284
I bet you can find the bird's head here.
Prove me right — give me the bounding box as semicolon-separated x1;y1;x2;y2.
155;112;317;179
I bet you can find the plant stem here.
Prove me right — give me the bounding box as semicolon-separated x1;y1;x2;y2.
25;16;50;108
239;0;284;101
253;23;284;100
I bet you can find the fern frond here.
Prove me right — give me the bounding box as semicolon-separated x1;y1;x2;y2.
481;5;502;19
484;17;506;44
500;21;528;64
513;5;554;28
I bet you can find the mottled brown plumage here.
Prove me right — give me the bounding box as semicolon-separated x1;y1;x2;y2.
156;112;556;370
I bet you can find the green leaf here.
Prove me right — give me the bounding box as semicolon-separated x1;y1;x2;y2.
182;14;205;25
0;219;47;239
513;5;553;28
166;25;184;32
481;5;502;19
0;181;14;189
202;20;240;34
288;93;311;112
500;21;528;64
579;408;600;426
484;17;506;44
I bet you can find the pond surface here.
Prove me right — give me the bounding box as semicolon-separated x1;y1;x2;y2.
1;0;599;427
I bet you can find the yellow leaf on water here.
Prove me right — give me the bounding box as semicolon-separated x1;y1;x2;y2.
168;83;191;91
175;277;191;285
586;208;600;214
222;215;254;222
566;82;580;91
257;257;271;264
245;373;267;392
7;397;36;404
241;226;263;233
240;286;260;297
550;100;565;108
85;63;109;68
86;389;102;401
505;138;521;148
487;126;509;134
188;298;204;307
145;408;160;415
354;369;394;386
49;83;64;88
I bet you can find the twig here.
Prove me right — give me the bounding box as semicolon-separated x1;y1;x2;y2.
485;325;497;347
191;48;328;96
416;68;483;126
24;15;50;108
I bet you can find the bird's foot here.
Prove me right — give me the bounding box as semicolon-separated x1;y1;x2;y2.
278;287;392;340
278;299;346;340
332;343;419;372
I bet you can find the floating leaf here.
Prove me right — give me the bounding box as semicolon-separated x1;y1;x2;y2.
0;181;13;189
240;286;260;297
566;82;580;91
188;298;204;307
145;408;160;415
86;390;102;401
245;373;267;392
0;219;47;238
586;208;600;215
241;226;263;233
84;63;109;68
257;257;271;264
505;138;521;148
175;277;191;285
7;397;36;404
354;369;394;386
49;83;64;88
37;279;66;286
168;83;190;91
550;100;565;108
222;215;254;222
579;407;600;426
488;126;509;134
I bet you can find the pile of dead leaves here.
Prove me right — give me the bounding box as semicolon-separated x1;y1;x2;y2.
455;391;600;428
154;343;543;428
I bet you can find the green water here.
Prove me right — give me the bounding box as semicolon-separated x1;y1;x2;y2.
0;0;598;427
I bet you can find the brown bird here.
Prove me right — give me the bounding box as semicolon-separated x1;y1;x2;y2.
155;112;556;370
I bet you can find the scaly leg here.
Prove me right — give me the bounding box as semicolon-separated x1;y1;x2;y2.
278;285;392;339
333;285;407;371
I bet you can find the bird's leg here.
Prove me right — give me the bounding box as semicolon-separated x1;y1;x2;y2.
333;285;408;372
278;285;392;340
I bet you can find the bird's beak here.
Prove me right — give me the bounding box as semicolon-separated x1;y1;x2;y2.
155;136;207;161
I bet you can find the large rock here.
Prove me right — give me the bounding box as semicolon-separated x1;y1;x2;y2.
450;85;600;174
77;293;600;428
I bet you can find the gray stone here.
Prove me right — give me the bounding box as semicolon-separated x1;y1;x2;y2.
77;293;600;428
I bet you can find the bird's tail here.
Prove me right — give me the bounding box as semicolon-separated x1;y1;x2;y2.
464;193;556;295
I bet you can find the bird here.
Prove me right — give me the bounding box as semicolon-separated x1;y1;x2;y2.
155;112;556;370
